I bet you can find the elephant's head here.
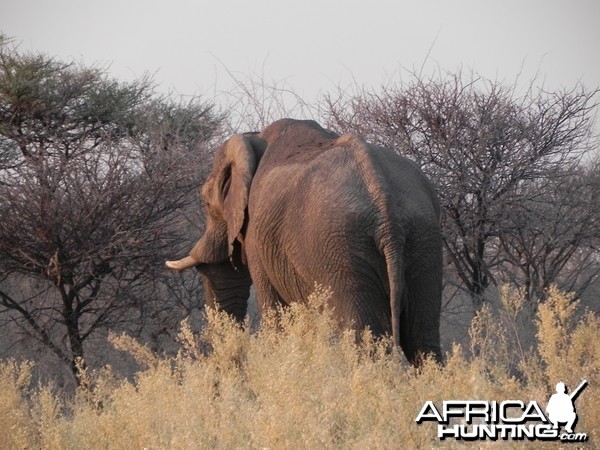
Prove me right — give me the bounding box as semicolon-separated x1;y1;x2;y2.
166;133;266;321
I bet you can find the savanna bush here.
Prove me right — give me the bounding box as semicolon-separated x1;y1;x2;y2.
0;286;597;449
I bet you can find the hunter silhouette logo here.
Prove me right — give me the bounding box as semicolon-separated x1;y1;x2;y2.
416;379;589;442
546;380;587;434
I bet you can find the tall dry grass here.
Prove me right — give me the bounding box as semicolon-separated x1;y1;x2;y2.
0;286;598;449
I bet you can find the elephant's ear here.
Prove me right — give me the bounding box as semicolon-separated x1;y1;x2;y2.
220;134;259;257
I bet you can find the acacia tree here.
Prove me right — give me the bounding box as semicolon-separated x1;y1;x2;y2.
497;162;600;301
0;37;222;381
325;71;599;306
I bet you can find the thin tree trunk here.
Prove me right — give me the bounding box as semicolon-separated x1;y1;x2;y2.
61;285;86;384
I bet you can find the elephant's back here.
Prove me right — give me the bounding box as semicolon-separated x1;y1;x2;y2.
245;136;440;333
251;137;438;231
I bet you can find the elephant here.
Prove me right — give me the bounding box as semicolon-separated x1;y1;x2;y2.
166;119;443;365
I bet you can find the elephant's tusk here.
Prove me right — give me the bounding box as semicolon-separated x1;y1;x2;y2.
165;256;199;271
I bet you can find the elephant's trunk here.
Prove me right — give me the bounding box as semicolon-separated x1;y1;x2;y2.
199;262;252;323
165;255;200;270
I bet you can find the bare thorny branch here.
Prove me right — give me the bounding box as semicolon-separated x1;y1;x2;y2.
0;39;221;382
325;68;599;306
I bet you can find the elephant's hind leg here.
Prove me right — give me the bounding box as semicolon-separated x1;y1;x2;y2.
400;271;443;366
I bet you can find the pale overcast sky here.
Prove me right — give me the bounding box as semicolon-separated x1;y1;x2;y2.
1;0;599;107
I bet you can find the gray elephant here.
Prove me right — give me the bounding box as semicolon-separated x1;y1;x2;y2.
167;119;442;365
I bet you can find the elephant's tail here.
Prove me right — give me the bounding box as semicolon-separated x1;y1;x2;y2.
384;245;403;351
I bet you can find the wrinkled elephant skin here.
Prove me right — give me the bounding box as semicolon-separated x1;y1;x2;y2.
166;119;443;365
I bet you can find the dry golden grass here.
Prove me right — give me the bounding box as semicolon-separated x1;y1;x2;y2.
0;286;598;449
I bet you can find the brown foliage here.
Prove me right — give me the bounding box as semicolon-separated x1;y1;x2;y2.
0;287;598;448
